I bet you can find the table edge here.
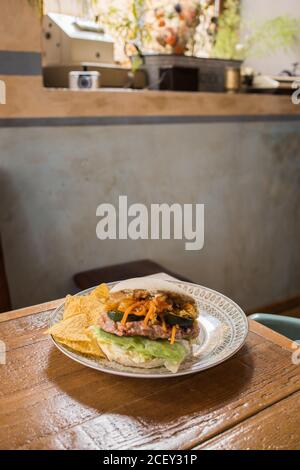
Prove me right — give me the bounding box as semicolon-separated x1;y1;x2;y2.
0;298;64;323
0;273;295;351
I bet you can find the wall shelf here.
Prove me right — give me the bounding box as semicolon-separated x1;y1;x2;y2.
1;1;299;121
1;76;300;120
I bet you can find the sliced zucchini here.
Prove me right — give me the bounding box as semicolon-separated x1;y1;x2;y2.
164;312;194;328
107;310;143;322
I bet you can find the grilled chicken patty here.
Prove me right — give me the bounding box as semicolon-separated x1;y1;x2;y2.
98;310;199;340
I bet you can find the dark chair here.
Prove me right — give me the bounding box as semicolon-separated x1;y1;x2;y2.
74;259;192;290
0;235;11;313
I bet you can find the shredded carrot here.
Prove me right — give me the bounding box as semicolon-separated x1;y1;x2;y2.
121;301;142;325
106;302;119;311
143;301;156;326
118;298;137;312
185;303;193;309
162;318;167;332
135;305;146;316
170;325;177;345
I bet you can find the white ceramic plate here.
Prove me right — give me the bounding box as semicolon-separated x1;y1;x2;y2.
49;280;248;378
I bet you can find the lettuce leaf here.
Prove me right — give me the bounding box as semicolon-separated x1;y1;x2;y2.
92;326;187;364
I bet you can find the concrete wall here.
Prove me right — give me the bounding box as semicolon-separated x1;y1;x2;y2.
1;119;300;311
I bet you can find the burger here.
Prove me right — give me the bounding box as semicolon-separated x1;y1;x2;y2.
91;278;199;373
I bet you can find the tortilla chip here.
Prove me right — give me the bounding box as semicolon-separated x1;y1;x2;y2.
48;314;89;342
56;338;104;357
48;284;110;359
87;296;105;324
63;295;83;320
85;327;105;357
63;286;108;324
89;283;109;301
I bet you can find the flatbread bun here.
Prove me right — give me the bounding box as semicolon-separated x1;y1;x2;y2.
99;342;165;369
110;277;195;304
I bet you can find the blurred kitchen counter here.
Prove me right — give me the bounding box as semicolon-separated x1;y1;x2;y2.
1;74;300;120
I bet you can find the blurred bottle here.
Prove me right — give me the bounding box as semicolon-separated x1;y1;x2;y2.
225;66;241;93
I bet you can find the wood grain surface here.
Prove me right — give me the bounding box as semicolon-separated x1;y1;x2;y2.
196;391;300;450
0;299;63;323
249;319;295;351
1;76;299;119
0;305;300;450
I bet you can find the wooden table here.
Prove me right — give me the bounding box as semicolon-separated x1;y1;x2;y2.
1;276;300;450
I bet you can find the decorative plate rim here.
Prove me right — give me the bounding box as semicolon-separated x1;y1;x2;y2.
49;280;249;378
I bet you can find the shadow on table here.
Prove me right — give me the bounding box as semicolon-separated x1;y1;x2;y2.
45;343;253;426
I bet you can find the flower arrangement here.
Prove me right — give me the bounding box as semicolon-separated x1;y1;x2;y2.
212;0;300;61
153;1;201;55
